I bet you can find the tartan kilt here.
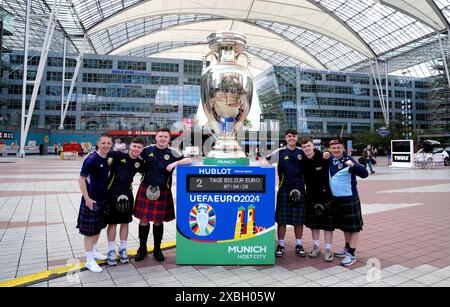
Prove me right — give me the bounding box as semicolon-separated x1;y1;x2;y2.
275;187;306;225
334;197;363;232
305;195;335;231
133;183;175;223
76;199;107;236
104;190;134;224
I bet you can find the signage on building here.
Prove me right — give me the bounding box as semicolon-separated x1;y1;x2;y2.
108;130;183;136
377;127;390;137
111;70;151;76
0;131;15;140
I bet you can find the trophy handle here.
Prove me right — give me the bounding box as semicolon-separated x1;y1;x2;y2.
235;51;251;68
203;52;218;68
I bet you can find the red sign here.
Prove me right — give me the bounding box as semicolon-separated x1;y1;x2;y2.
108;130;183;136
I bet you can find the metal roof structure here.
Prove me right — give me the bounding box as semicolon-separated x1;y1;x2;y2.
2;0;450;76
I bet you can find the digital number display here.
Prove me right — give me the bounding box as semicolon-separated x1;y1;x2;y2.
187;175;265;193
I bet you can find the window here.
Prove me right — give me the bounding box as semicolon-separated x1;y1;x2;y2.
151;62;179;72
151;76;179;85
83;59;113;69
184;60;202;75
326;74;347;82
117;61;147;71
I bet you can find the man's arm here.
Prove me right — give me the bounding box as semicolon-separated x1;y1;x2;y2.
260;149;279;167
346;158;369;178
167;157;192;172
79;176;95;210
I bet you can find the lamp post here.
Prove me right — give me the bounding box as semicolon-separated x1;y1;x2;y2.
401;73;412;139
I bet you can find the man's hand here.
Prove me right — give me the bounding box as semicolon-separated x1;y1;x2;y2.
260;158;270;167
85;198;96;211
167;162;177;172
345;160;354;167
323;151;331;160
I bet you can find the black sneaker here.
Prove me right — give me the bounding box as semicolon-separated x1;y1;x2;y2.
134;247;147;262
295;245;307;257
275;245;284;257
153;249;165;262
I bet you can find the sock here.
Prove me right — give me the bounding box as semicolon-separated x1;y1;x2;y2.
348;247;356;256
120;240;127;250
138;224;150;252
325;243;332;250
85;251;94;262
153;224;164;251
108;241;116;252
278;240;285;247
296;239;303;246
345;242;350;249
313;240;320;248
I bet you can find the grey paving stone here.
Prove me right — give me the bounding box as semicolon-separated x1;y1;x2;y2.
303;270;332;281
383;274;411;286
214;276;244;287
158;280;183;287
281;275;309;286
397;280;426;287
145;275;178;286
83;280;116;287
315;275;345;286
414;273;443;286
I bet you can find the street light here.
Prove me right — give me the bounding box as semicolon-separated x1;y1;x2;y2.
400;73;412;139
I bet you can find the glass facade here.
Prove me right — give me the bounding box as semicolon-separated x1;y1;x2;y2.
0;50;201;130
255;66;431;137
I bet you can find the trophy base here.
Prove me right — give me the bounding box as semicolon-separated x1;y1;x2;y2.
207;136;246;158
203;157;249;166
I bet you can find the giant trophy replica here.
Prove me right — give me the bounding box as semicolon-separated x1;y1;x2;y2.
201;31;253;165
176;32;275;265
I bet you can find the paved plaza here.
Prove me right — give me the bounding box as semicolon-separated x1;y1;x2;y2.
0;156;449;287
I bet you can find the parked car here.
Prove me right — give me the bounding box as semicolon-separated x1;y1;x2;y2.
416;146;449;166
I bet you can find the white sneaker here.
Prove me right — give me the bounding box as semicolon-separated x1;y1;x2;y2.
93;251;107;261
85;260;103;273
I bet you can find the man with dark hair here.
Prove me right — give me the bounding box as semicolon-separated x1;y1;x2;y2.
105;137;145;266
134;128;192;262
328;139;368;267
77;132;112;273
300;137;335;262
260;129;307;257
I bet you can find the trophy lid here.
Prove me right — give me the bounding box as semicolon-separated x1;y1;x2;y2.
207;31;247;53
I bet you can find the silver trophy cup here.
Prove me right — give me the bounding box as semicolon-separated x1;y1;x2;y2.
201;32;253;159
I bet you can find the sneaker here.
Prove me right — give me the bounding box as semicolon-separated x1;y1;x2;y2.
275;245;284;257
134;247;147;262
93;251;107;261
106;250;117;266
295;245;307;257
308;245;321;258
153;249;165;262
371;171;375;174
118;248;129;264
340;253;357;267
85;260;102;273
324;248;334;262
334;247;348;258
